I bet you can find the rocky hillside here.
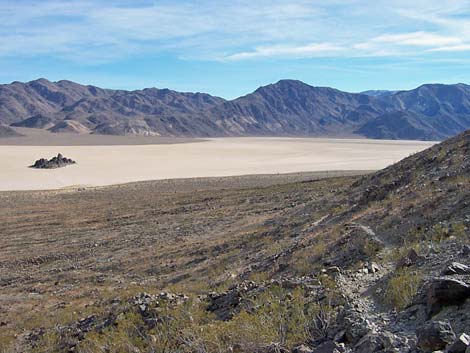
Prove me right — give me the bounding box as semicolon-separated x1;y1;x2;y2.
207;80;387;136
1;79;470;139
1;79;226;137
1;132;469;353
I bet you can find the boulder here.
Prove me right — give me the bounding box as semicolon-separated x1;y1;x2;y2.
335;306;373;345
447;333;470;353
443;263;470;275
396;249;420;269
427;278;470;316
354;332;395;353
417;321;456;352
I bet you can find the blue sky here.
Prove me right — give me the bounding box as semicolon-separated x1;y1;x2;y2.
2;0;470;98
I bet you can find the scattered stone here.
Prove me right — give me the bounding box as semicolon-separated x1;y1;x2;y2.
417;321;456;352
311;341;345;353
292;344;314;353
207;281;260;320
30;153;76;169
322;266;342;276
336;306;373;345
354;332;395;353
443;262;470;276
132;292;188;313
367;262;380;274
427;278;470;316
77;315;97;333
358;268;369;275
447;333;470;353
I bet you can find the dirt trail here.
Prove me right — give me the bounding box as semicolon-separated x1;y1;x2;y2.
335;224;416;341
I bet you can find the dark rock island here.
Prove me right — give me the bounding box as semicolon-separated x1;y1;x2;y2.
30;153;76;169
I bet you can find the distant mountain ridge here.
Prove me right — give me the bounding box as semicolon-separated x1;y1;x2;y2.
1;78;470;140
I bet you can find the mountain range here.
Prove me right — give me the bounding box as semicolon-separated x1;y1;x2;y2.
2;78;470;140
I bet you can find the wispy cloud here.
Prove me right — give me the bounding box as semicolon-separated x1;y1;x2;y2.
428;44;470;52
370;32;462;47
1;0;470;63
224;43;345;60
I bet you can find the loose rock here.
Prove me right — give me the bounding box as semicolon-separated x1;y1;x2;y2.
427;278;470;316
443;262;470;276
447;333;470;353
417;321;456;352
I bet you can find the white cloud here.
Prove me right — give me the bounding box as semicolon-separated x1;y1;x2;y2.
428;44;470;52
224;43;345;60
371;32;462;47
1;0;470;63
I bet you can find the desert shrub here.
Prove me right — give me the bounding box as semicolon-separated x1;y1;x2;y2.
384;239;427;263
291;247;315;275
0;329;16;353
248;271;270;283
431;223;450;242
384;268;422;310
451;222;468;240
76;312;147;353
33;286;336;353
196;286;325;352
31;332;61;353
362;238;382;259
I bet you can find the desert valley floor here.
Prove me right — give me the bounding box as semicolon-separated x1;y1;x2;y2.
0;133;434;191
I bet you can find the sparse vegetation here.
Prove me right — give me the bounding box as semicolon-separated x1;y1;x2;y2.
384;268;422;310
1;131;469;352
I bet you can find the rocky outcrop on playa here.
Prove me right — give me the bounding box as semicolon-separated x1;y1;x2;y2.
30;153;76;169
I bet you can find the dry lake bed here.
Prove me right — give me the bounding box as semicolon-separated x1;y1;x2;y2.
0;136;435;191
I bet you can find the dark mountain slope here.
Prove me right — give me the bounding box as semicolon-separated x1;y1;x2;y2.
0;78;111;125
375;84;470;139
2;78;470;139
1;79;227;137
354;111;442;140
207;80;388;136
61;88;227;136
361;89;397;97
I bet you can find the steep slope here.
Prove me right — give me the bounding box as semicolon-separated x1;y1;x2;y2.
379;84;470;138
0;78;111;125
2;78;470;139
207;79;388;136
354;111;442;140
61;88;227;136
